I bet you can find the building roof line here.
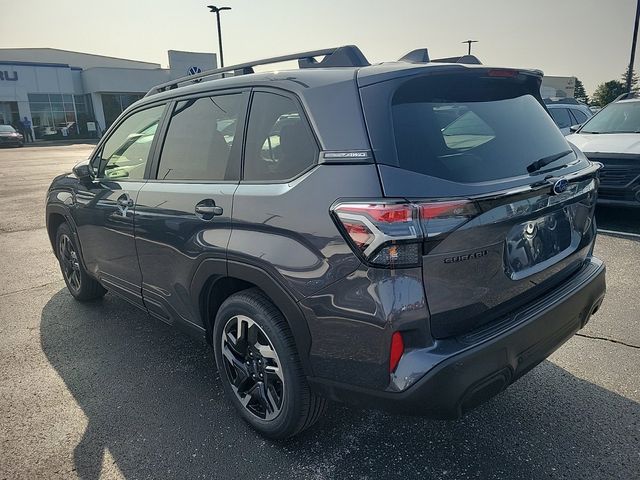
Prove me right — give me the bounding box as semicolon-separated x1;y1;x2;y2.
0;60;72;69
0;47;160;67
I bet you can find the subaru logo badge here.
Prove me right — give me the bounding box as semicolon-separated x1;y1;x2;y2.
552;178;568;195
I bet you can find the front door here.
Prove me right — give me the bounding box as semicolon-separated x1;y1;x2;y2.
134;91;248;328
73;104;166;307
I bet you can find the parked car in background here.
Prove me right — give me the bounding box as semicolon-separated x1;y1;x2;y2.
545;99;593;135
46;46;606;439
0;125;24;147
567;93;640;207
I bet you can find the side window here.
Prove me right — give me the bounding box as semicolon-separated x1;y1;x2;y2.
243;92;318;182
157;93;244;181
549;108;572;129
571;109;589;124
99;105;165;180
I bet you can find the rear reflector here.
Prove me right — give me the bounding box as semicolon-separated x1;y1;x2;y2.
389;331;404;373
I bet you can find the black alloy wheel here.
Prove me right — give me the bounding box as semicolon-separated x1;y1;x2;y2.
59;232;82;293
214;289;327;439
55;223;107;301
220;314;285;421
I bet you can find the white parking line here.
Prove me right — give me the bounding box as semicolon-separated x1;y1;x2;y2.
597;228;640;239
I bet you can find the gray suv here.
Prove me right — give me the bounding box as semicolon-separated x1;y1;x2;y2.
46;46;606;439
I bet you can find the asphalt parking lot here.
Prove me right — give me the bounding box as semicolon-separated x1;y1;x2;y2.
0;144;638;480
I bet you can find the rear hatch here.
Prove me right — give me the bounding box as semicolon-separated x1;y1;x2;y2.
359;66;600;338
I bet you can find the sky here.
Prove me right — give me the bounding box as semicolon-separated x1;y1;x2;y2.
0;0;637;95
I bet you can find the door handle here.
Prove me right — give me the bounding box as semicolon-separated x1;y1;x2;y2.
195;200;223;219
195;205;223;215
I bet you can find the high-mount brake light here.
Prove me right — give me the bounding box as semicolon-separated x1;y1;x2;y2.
332;200;480;267
487;69;519;78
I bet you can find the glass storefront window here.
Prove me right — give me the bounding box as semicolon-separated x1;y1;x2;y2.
28;93;79;139
101;93;144;128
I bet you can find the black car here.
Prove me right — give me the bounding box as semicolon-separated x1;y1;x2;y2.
46;46;606;439
0;125;24;147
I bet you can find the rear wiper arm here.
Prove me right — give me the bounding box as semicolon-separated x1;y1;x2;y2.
526;150;573;174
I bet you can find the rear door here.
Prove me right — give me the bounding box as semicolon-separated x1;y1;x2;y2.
359;69;600;337
134;90;248;328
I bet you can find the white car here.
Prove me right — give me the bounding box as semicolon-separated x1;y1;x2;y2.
547;102;593;135
566;96;640;207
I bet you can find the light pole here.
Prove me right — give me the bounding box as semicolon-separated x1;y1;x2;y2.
462;40;478;55
626;0;640;93
207;5;231;68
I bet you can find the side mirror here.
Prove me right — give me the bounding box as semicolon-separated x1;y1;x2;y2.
569;124;582;133
72;162;93;181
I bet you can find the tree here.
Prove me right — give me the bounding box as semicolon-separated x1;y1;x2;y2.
591;80;626;106
573;78;589;104
621;69;639;93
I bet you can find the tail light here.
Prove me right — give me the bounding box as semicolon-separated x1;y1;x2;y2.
332;199;479;267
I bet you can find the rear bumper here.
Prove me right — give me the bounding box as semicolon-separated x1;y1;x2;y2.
309;256;606;418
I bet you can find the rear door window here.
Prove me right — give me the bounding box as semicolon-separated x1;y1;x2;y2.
385;74;573;182
156;93;245;181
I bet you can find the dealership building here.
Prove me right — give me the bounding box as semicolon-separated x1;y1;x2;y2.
0;48;216;139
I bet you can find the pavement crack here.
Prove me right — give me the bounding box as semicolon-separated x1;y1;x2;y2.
0;280;64;298
0;226;46;234
575;333;640;349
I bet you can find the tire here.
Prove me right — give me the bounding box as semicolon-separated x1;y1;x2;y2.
55;222;107;301
213;288;327;439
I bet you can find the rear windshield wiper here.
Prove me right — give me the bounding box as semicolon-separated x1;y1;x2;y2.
527;150;573;174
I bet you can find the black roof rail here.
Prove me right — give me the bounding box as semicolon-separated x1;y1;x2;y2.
298;45;370;68
614;92;638;102
398;48;430;63
145;45;369;97
431;55;482;65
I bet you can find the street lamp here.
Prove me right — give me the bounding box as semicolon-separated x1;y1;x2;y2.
626;0;640;93
462;40;478;55
207;5;231;68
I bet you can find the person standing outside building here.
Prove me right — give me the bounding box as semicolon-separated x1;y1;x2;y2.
21;116;34;142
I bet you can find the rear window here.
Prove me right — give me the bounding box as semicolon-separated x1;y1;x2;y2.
389;74;573;182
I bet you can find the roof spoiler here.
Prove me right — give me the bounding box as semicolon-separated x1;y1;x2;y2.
146;45;369;97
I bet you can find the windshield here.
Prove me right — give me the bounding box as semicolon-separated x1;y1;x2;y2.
0;125;16;133
580;101;640;134
390;74;574;183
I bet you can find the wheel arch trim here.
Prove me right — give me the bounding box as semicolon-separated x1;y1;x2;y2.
191;258;314;376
